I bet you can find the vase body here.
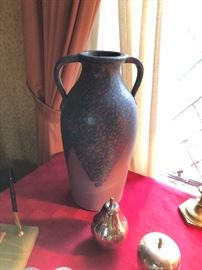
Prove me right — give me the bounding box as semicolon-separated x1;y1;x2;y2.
54;51;143;211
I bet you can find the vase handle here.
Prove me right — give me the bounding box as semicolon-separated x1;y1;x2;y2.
54;54;79;100
125;57;144;97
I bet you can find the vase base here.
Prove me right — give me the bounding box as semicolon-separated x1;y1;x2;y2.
67;147;130;211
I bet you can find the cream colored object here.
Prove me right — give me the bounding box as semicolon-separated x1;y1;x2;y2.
0;224;39;270
118;0;163;176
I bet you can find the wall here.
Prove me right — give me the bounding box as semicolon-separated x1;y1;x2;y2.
0;0;38;180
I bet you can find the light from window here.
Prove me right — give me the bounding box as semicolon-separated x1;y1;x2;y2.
156;0;202;187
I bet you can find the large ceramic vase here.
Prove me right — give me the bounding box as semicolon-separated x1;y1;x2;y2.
54;50;143;211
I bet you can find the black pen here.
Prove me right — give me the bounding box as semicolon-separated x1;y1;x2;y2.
9;169;17;212
8;169;24;237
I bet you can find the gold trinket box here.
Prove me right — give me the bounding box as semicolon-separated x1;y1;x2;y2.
138;232;181;270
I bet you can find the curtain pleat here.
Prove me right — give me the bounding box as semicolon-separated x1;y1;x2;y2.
147;0;163;176
118;0;163;176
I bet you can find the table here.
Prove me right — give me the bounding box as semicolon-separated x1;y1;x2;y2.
0;152;202;270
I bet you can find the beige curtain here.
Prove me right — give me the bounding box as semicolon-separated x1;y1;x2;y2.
118;0;163;177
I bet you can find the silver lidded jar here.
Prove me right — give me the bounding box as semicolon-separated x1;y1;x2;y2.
138;232;181;270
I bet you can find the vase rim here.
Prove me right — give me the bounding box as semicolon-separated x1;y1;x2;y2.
79;50;127;62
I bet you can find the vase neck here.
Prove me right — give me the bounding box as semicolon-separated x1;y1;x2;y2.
78;51;127;79
79;50;127;64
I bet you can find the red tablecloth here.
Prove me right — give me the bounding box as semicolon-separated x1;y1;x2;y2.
0;153;202;270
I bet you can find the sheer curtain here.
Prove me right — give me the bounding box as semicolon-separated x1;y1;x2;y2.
119;0;163;177
89;0;163;177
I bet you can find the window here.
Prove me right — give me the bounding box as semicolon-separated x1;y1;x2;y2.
157;0;202;190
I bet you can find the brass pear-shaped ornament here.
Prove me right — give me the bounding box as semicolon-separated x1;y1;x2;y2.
91;197;128;249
